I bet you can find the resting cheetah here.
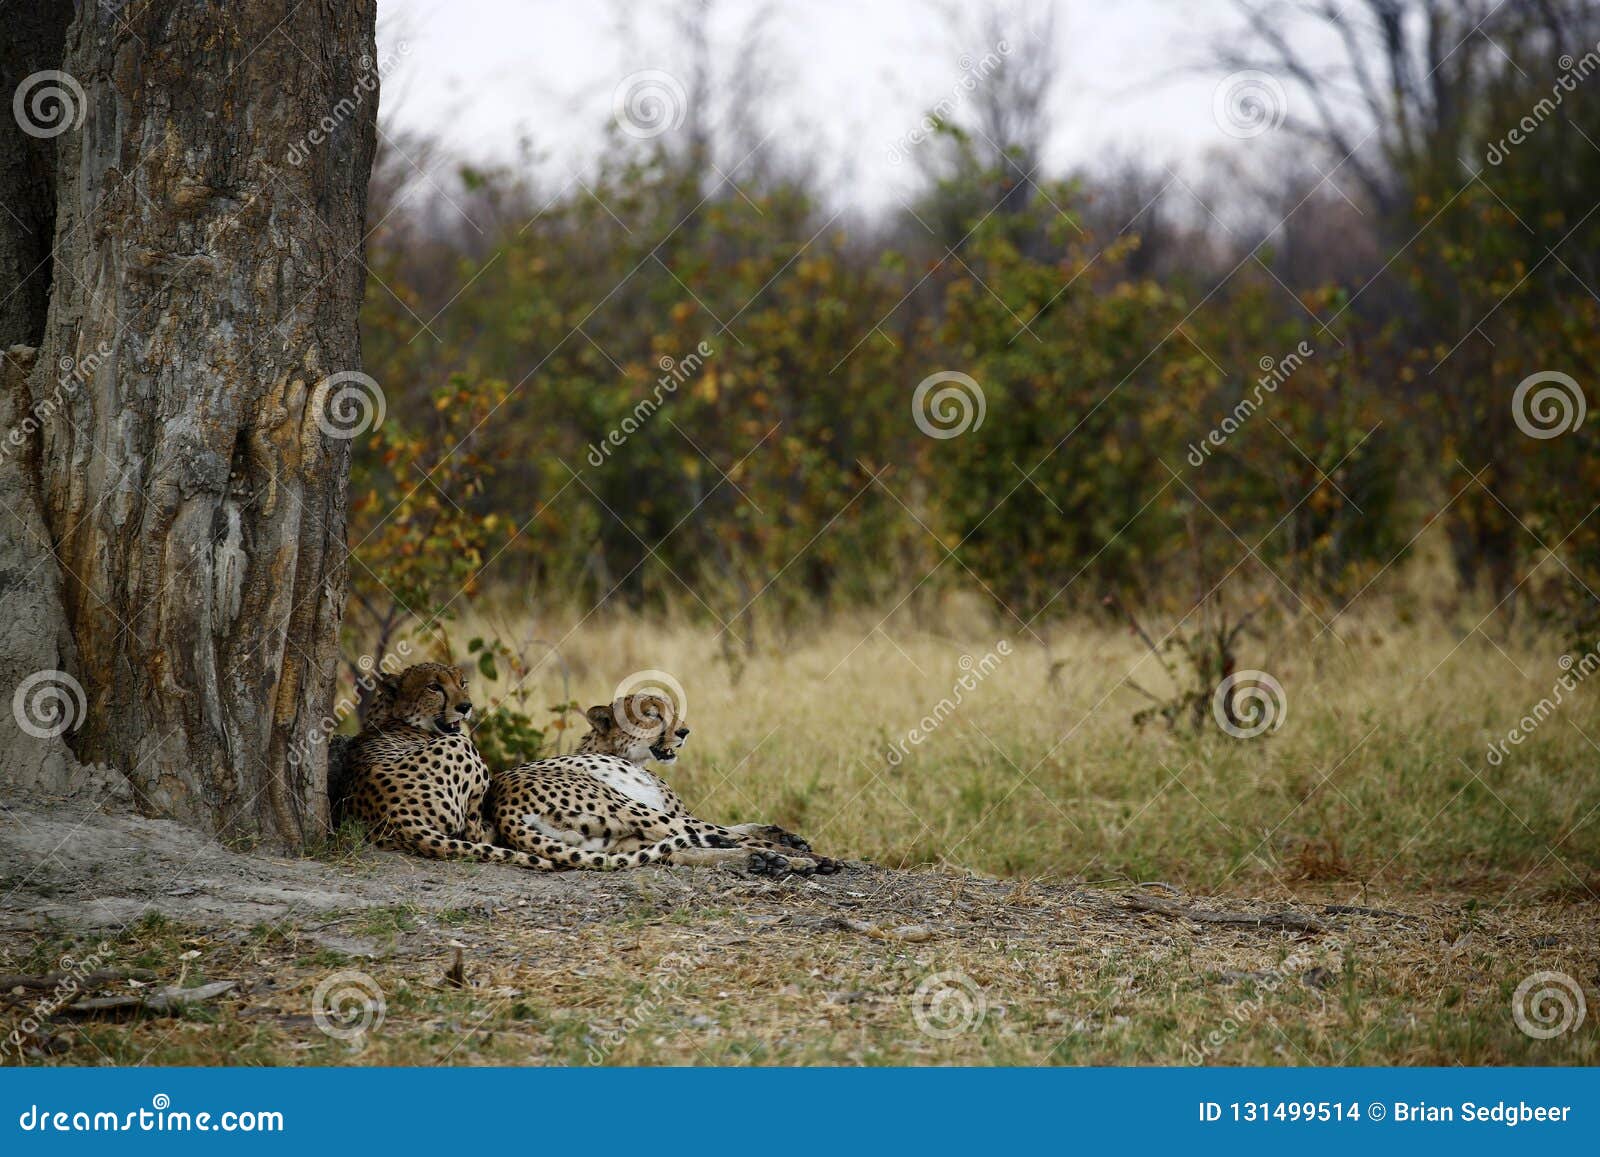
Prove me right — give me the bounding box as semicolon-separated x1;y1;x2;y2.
485;691;842;874
576;694;822;853
344;663;746;871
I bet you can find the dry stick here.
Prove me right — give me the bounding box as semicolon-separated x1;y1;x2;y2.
1121;892;1329;933
0;968;156;992
1321;903;1427;924
65;981;237;1016
1103;593;1192;718
1104;593;1176;675
443;947;467;988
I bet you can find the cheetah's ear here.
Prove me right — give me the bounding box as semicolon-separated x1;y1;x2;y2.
585;704;615;732
377;672;401;696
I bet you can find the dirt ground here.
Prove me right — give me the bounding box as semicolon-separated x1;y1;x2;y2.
2;794;1596;1065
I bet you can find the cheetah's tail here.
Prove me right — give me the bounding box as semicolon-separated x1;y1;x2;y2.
388;818;563;870
499;824;723;871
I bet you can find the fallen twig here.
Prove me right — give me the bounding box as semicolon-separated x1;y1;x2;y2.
0;968;156;993
1122;893;1328;933
444;948;467;988
62;981;237;1017
1321;904;1426;924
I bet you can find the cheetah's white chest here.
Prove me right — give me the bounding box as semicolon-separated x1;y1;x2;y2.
588;761;670;812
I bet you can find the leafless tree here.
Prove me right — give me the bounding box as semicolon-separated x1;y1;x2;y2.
1217;1;1600;213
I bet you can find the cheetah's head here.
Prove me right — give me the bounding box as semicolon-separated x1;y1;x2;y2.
372;662;475;735
579;692;689;765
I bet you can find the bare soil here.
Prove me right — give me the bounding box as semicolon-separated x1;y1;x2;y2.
2;794;1595;1066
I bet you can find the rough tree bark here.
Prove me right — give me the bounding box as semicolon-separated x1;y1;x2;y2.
0;1;378;850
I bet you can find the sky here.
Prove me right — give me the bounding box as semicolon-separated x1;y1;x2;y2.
374;0;1265;213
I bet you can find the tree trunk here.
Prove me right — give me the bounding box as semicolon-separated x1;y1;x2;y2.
0;1;378;850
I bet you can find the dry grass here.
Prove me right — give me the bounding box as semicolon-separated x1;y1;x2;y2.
6;593;1598;1066
448;595;1600;901
6;870;1595;1066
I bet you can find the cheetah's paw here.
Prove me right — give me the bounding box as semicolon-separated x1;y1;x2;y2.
745;850;817;877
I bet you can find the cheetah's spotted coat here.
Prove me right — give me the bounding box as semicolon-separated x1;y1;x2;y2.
485;692;842;874
346;665;747;870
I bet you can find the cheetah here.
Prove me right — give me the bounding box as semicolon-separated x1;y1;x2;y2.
344;663;754;871
484;691;843;874
575;693;823;853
